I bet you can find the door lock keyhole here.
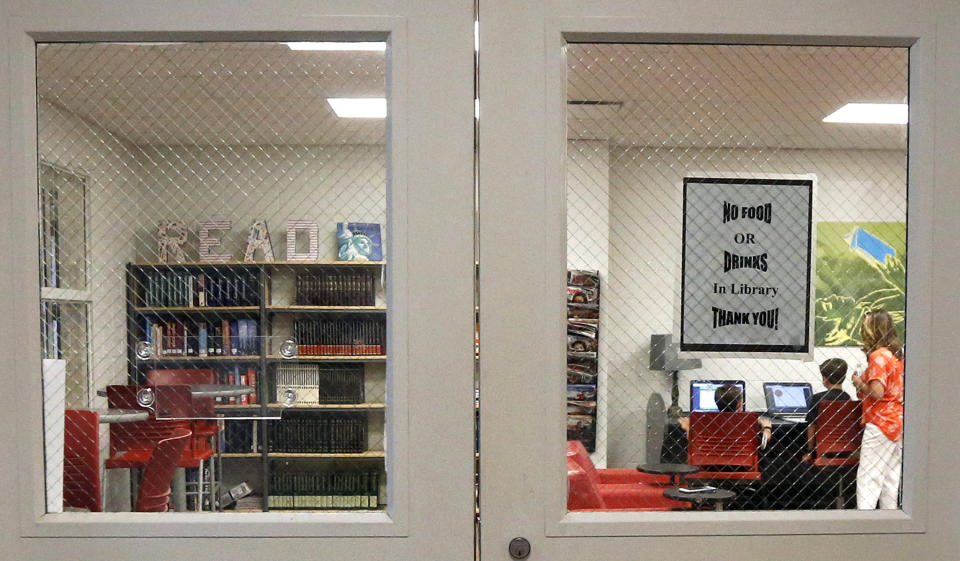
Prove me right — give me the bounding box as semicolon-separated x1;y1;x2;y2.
508;537;531;559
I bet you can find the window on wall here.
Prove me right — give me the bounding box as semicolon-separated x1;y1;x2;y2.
38;41;390;514
39;162;92;411
564;44;907;512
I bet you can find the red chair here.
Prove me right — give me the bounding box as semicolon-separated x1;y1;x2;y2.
687;412;762;481
136;428;192;512
63;409;102;512
105;384;193;469
566;441;672;485
804;400;863;508
146;370;220;511
106;384;212;510
567;459;688;511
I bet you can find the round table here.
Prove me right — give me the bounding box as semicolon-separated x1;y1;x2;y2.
189;384;256;398
98;409;149;423
663;487;737;511
637;463;700;486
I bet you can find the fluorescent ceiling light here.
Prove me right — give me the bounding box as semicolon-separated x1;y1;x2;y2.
823;103;908;124
327;98;387;118
285;42;386;51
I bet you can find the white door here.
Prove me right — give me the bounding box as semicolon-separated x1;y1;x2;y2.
479;1;959;560
0;0;475;559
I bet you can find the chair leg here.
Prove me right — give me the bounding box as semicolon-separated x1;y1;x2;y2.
835;470;844;509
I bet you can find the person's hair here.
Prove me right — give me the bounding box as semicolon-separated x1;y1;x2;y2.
714;384;743;413
819;358;848;385
860;309;904;360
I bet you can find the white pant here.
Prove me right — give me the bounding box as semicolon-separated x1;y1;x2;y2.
857;423;902;509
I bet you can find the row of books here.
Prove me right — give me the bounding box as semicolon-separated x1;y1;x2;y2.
295;270;377;306
293;318;386;356
267;412;367;453
268;471;380;510
143;318;259;356
222;419;259;453
140;270;259;307
218;366;259;405
274;363;365;404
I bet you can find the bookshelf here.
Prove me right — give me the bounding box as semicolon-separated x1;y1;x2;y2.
126;261;387;511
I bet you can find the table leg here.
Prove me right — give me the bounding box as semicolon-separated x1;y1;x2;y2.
171;468;187;511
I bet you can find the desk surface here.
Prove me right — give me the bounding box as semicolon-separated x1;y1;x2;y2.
98;409;149;423
637;463;700;476
663;487;736;506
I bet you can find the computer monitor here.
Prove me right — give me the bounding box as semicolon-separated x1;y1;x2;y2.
763;382;813;414
690;380;746;412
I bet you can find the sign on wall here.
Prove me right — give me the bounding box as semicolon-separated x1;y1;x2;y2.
680;177;814;354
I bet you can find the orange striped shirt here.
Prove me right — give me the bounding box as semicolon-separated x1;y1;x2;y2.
861;347;904;442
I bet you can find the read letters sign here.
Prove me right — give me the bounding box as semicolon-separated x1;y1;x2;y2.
680;177;813;353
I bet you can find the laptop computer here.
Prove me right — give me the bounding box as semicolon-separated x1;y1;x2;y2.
763;382;813;421
690;380;746;412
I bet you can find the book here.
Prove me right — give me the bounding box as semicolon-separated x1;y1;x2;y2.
198;322;208;357
337;222;382;262
247;367;258;404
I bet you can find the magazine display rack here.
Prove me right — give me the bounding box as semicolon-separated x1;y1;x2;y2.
567;269;599;452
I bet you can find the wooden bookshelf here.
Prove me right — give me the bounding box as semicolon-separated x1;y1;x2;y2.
145;355;261;362
127;260;388;511
267;451;385;459
268;355;387;362
265;403;385;410
215;404;261;411
267;305;386;313
136;306;259;313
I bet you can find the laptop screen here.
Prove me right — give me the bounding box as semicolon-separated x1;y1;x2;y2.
763;382;812;413
690;380;745;412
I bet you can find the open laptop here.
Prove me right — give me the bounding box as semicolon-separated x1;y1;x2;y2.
763;382;813;421
690;380;746;412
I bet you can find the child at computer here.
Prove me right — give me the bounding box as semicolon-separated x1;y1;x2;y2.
802;358;852;462
679;384;772;443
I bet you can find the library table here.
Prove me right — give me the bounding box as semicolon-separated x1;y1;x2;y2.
98;409;149;423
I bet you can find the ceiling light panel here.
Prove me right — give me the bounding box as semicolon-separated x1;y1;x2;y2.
327;98;387;118
823;103;908;124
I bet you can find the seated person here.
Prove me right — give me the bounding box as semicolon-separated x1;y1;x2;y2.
679;384;772;444
802;358;852;461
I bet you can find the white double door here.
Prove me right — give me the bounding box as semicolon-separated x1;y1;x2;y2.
3;0;960;560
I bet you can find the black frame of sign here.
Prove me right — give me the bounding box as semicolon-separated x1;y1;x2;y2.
679;177;813;353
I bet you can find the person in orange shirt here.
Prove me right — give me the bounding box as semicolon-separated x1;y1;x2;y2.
851;309;904;510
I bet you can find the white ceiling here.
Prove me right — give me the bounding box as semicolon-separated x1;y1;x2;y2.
37;42;908;150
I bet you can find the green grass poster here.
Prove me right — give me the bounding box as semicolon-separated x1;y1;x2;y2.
815;222;905;347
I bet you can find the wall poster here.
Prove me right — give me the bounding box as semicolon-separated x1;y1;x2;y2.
814;221;905;347
680;177;814;354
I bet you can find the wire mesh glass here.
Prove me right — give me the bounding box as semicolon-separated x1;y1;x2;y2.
564;43;907;512
37;41;388;513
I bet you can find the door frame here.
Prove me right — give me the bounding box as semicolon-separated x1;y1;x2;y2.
479;1;950;558
0;0;475;556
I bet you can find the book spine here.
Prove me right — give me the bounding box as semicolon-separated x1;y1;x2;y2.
248;367;258;404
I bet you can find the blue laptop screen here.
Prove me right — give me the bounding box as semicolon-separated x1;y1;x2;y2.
763;383;812;413
690;380;745;412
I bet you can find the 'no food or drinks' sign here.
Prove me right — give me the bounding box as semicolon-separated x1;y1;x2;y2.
680;177;813;354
